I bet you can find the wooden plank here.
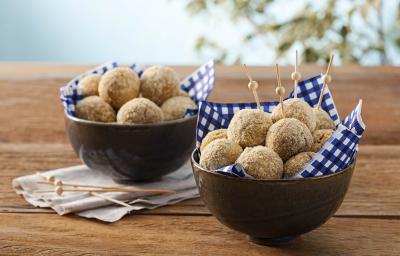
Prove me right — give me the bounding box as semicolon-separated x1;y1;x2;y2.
0;213;399;255
1;143;399;217
0;65;400;144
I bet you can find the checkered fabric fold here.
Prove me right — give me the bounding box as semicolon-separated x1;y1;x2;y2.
60;60;215;117
196;74;339;145
197;75;365;179
215;163;253;178
294;100;364;178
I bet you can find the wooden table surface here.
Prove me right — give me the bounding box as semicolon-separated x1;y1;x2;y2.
0;63;399;255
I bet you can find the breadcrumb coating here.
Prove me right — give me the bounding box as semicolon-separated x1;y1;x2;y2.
140;66;180;105
98;67;140;109
200;139;242;170
227;109;273;148
76;96;116;122
272;98;316;131
283;152;315;178
236;146;283;179
266;118;313;161
78;74;101;97
200;129;227;152
117;98;163;124
313;108;336;130
311;129;334;152
161;96;197;121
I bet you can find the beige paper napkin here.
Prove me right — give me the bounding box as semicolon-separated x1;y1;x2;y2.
12;161;199;222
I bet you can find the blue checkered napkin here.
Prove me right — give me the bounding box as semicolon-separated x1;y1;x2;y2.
60;61;215;118
289;74;340;125
294;100;365;178
215;163;253;178
196;74;339;146
180;60;215;103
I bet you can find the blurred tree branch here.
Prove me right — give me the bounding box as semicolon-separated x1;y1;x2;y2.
185;0;400;65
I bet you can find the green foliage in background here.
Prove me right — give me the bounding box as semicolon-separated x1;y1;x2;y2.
186;0;400;64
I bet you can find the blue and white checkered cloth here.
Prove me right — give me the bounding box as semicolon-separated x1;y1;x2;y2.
196;74;340;145
196;74;365;179
60;60;215;117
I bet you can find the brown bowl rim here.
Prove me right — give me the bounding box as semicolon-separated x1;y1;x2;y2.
191;148;355;183
64;111;197;128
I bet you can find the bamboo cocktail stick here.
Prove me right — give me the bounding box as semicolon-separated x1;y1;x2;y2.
275;64;286;118
316;54;334;109
243;64;262;110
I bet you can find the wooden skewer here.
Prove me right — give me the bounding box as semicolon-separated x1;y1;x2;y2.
275;64;286;118
36;180;175;195
34;186;134;208
242;64;262;110
90;192;133;209
316;54;334;109
34;186;174;196
291;50;302;98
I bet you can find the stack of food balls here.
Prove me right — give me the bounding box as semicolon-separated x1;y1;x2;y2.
75;66;197;124
199;69;336;179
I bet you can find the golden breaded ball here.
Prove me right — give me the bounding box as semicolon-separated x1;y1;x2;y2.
78;74;101;97
283;152;314;178
227;109;273;148
117;98;163;124
266;118;313;161
76;96;116;122
200;129;227;152
140;66;180;105
200;139;242;170
311;129;334;152
313;108;336;130
271;98;316;131
236;146;283;179
161;96;197;121
99;67;140;109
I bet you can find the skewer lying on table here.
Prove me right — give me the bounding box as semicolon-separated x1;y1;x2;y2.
35;180;175;195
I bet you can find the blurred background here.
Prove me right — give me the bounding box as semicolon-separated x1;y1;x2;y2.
0;0;399;65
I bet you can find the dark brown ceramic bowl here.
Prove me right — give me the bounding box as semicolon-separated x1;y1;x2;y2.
65;112;196;182
191;148;355;245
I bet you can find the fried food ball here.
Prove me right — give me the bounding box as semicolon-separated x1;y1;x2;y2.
117;98;163;124
200;129;227;152
311;129;334;152
271;98;316;131
266;118;313;161
98;67;140;109
178;90;189;97
78;74;101;96
313;108;336;130
236;146;283;179
161;96;197;121
199;139;242;170
140;66;180;105
227;109;273;148
76;96;116;122
283;152;315;178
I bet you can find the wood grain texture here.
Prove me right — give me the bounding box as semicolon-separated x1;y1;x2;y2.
0;214;399;256
0;63;399;255
1;143;399;216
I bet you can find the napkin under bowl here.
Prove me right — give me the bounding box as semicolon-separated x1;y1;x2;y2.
65;112;196;182
190;148;355;245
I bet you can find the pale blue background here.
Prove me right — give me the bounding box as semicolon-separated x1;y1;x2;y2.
0;0;398;65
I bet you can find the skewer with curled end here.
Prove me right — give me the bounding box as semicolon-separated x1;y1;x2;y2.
35;178;175;195
242;64;262;111
316;54;334;110
34;186;134;208
291;50;302;98
275;64;286;118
